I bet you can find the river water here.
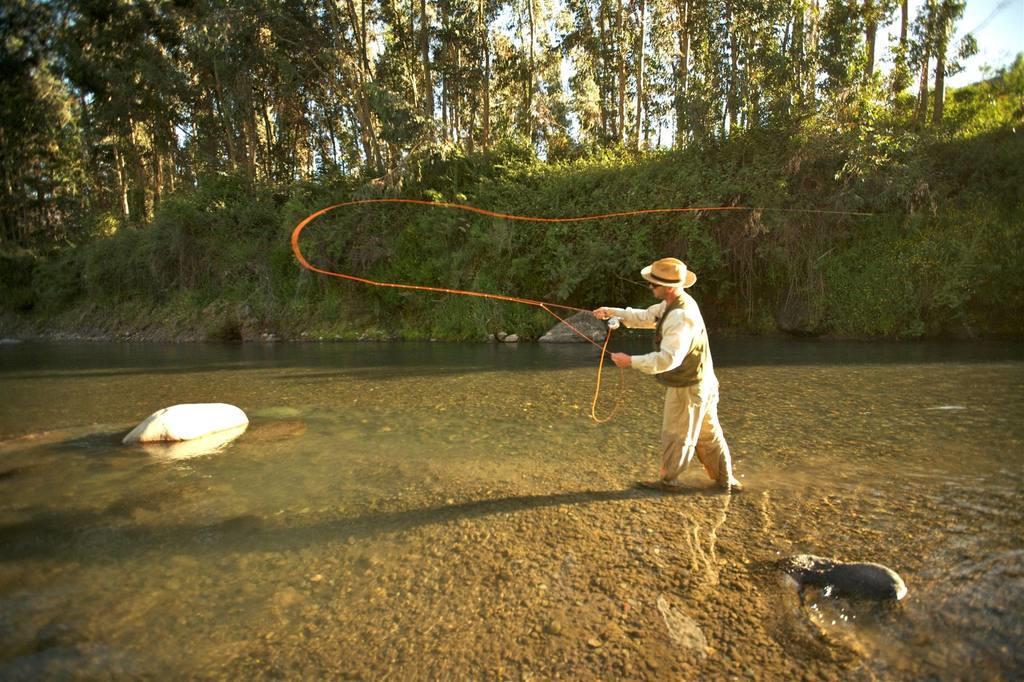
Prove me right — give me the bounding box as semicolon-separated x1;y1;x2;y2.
0;339;1021;679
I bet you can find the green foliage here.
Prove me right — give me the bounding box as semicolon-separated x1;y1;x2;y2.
31;248;83;312
822;209;1024;337
0;249;37;312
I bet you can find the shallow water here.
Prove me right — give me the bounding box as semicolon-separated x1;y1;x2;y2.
1;339;1022;679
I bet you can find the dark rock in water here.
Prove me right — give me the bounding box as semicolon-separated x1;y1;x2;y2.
783;554;908;601
538;312;608;343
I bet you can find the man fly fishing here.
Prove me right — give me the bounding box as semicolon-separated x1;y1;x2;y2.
594;257;743;494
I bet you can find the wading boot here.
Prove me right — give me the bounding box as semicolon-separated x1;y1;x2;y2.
719;478;743;494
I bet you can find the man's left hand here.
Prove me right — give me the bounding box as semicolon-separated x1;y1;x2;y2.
610;352;632;368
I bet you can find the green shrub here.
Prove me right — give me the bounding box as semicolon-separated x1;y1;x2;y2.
32;248;83;312
0;249;37;312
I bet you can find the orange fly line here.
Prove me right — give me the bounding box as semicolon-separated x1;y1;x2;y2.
290;198;870;422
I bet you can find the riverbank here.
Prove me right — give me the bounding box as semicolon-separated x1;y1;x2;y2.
0;303;1008;346
4;118;1023;342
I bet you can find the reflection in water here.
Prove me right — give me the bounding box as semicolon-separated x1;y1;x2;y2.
134;424;249;460
0;340;1022;678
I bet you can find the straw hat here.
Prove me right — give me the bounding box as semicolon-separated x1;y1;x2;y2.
641;257;697;288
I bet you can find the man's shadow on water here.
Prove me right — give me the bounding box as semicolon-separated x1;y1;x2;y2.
0;485;716;564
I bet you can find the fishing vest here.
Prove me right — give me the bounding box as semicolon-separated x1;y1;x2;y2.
653;298;708;388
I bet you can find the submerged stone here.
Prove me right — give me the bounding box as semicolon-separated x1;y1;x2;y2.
656;593;708;654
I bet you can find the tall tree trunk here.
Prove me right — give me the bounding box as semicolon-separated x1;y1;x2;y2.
916;0;934;126
916;46;931;125
479;0;490;150
243;82;260;181
442;57;450;141
744;33;756;126
153;150;163;208
420;0;433;118
635;0;646;149
865;0;877;79
165;120;176;194
483;15;491;149
454;46;463;143
791;4;803;106
807;0;818;106
527;0;536;142
127;118;150;220
325;98;340;168
114;144;130;220
261;97;275;177
890;0;911;95
616;0;625;143
725;0;739;134
598;2;610;138
345;0;382;170
932;36;945;124
931;0;950;125
1;133;14;242
211;58;238;170
407;0;419;112
900;0;908;43
673;0;690;146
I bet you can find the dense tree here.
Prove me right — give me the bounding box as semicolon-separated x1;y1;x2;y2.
1;0;84;244
0;0;995;248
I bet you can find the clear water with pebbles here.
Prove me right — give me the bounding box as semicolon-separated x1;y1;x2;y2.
0;339;1021;679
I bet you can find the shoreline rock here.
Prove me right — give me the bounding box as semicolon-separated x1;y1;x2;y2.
538;312;607;344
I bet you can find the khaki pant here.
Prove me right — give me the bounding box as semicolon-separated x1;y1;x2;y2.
659;384;735;486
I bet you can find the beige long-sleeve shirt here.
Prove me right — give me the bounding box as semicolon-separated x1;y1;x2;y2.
604;292;717;385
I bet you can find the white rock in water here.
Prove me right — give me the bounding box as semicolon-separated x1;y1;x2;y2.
123;403;249;444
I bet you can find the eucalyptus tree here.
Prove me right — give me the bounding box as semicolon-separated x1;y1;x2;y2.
632;0;645;147
433;0;477;146
817;0;868;97
910;0;973;126
562;0;615;143
887;0;912;96
928;0;975;124
0;0;85;245
747;0;796;127
56;0;185;222
637;0;676;146
678;0;729;141
374;0;433;164
494;0;559;145
668;0;692;145
576;0;596;141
